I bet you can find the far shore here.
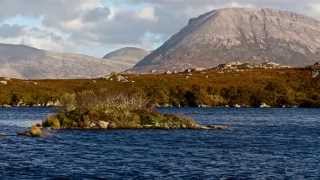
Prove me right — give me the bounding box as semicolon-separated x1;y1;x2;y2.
0;104;306;109
1;68;319;108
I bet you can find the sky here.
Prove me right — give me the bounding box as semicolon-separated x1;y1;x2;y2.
0;0;320;57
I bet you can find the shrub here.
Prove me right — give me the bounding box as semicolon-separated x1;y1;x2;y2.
42;89;200;129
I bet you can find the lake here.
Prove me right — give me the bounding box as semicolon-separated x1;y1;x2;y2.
0;107;319;179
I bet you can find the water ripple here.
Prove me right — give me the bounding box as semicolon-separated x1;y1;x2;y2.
0;107;320;179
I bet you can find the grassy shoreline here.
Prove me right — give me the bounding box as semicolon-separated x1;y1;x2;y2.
1;68;320;108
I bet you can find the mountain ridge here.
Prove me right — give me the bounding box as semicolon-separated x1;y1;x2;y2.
131;8;320;73
103;47;149;65
0;43;128;79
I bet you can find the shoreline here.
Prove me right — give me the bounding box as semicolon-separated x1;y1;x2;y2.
0;105;315;109
1;105;316;110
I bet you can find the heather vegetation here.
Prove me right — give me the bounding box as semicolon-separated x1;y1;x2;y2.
1;68;320;108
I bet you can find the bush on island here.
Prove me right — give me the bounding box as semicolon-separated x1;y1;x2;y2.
42;90;201;130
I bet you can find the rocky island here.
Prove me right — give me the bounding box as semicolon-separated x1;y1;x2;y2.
19;90;227;137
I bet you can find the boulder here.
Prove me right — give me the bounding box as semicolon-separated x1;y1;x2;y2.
30;126;43;137
98;121;110;129
89;122;97;128
312;71;319;78
0;81;7;85
117;75;129;82
234;104;241;108
18;125;44;137
260;103;271;108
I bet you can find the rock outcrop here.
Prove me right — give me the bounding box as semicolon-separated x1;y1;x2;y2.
131;8;320;73
310;62;320;78
215;61;290;71
18;124;44;137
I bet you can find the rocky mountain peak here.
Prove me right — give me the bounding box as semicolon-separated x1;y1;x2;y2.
131;8;320;73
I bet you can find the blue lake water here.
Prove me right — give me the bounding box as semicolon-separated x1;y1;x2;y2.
0;107;320;179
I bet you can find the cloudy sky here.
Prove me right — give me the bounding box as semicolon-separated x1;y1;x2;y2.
0;0;320;57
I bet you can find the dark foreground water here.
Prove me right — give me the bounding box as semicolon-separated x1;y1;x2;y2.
0;108;320;179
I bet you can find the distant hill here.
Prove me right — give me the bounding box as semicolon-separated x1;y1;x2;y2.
103;47;149;68
0;43;129;79
131;8;320;73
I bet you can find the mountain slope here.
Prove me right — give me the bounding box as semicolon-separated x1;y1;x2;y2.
131;8;320;73
0;44;128;79
103;47;149;67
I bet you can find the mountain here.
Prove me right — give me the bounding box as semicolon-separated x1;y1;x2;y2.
103;47;149;68
131;8;320;73
0;43;129;79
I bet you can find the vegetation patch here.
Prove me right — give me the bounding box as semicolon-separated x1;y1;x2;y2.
19;89;221;138
3;68;319;108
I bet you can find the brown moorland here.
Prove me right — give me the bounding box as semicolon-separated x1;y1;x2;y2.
1;68;319;108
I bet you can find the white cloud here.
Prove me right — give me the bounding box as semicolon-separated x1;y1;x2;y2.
308;3;320;18
0;0;319;57
78;0;103;10
137;7;158;22
0;27;66;52
226;2;255;8
62;19;85;31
